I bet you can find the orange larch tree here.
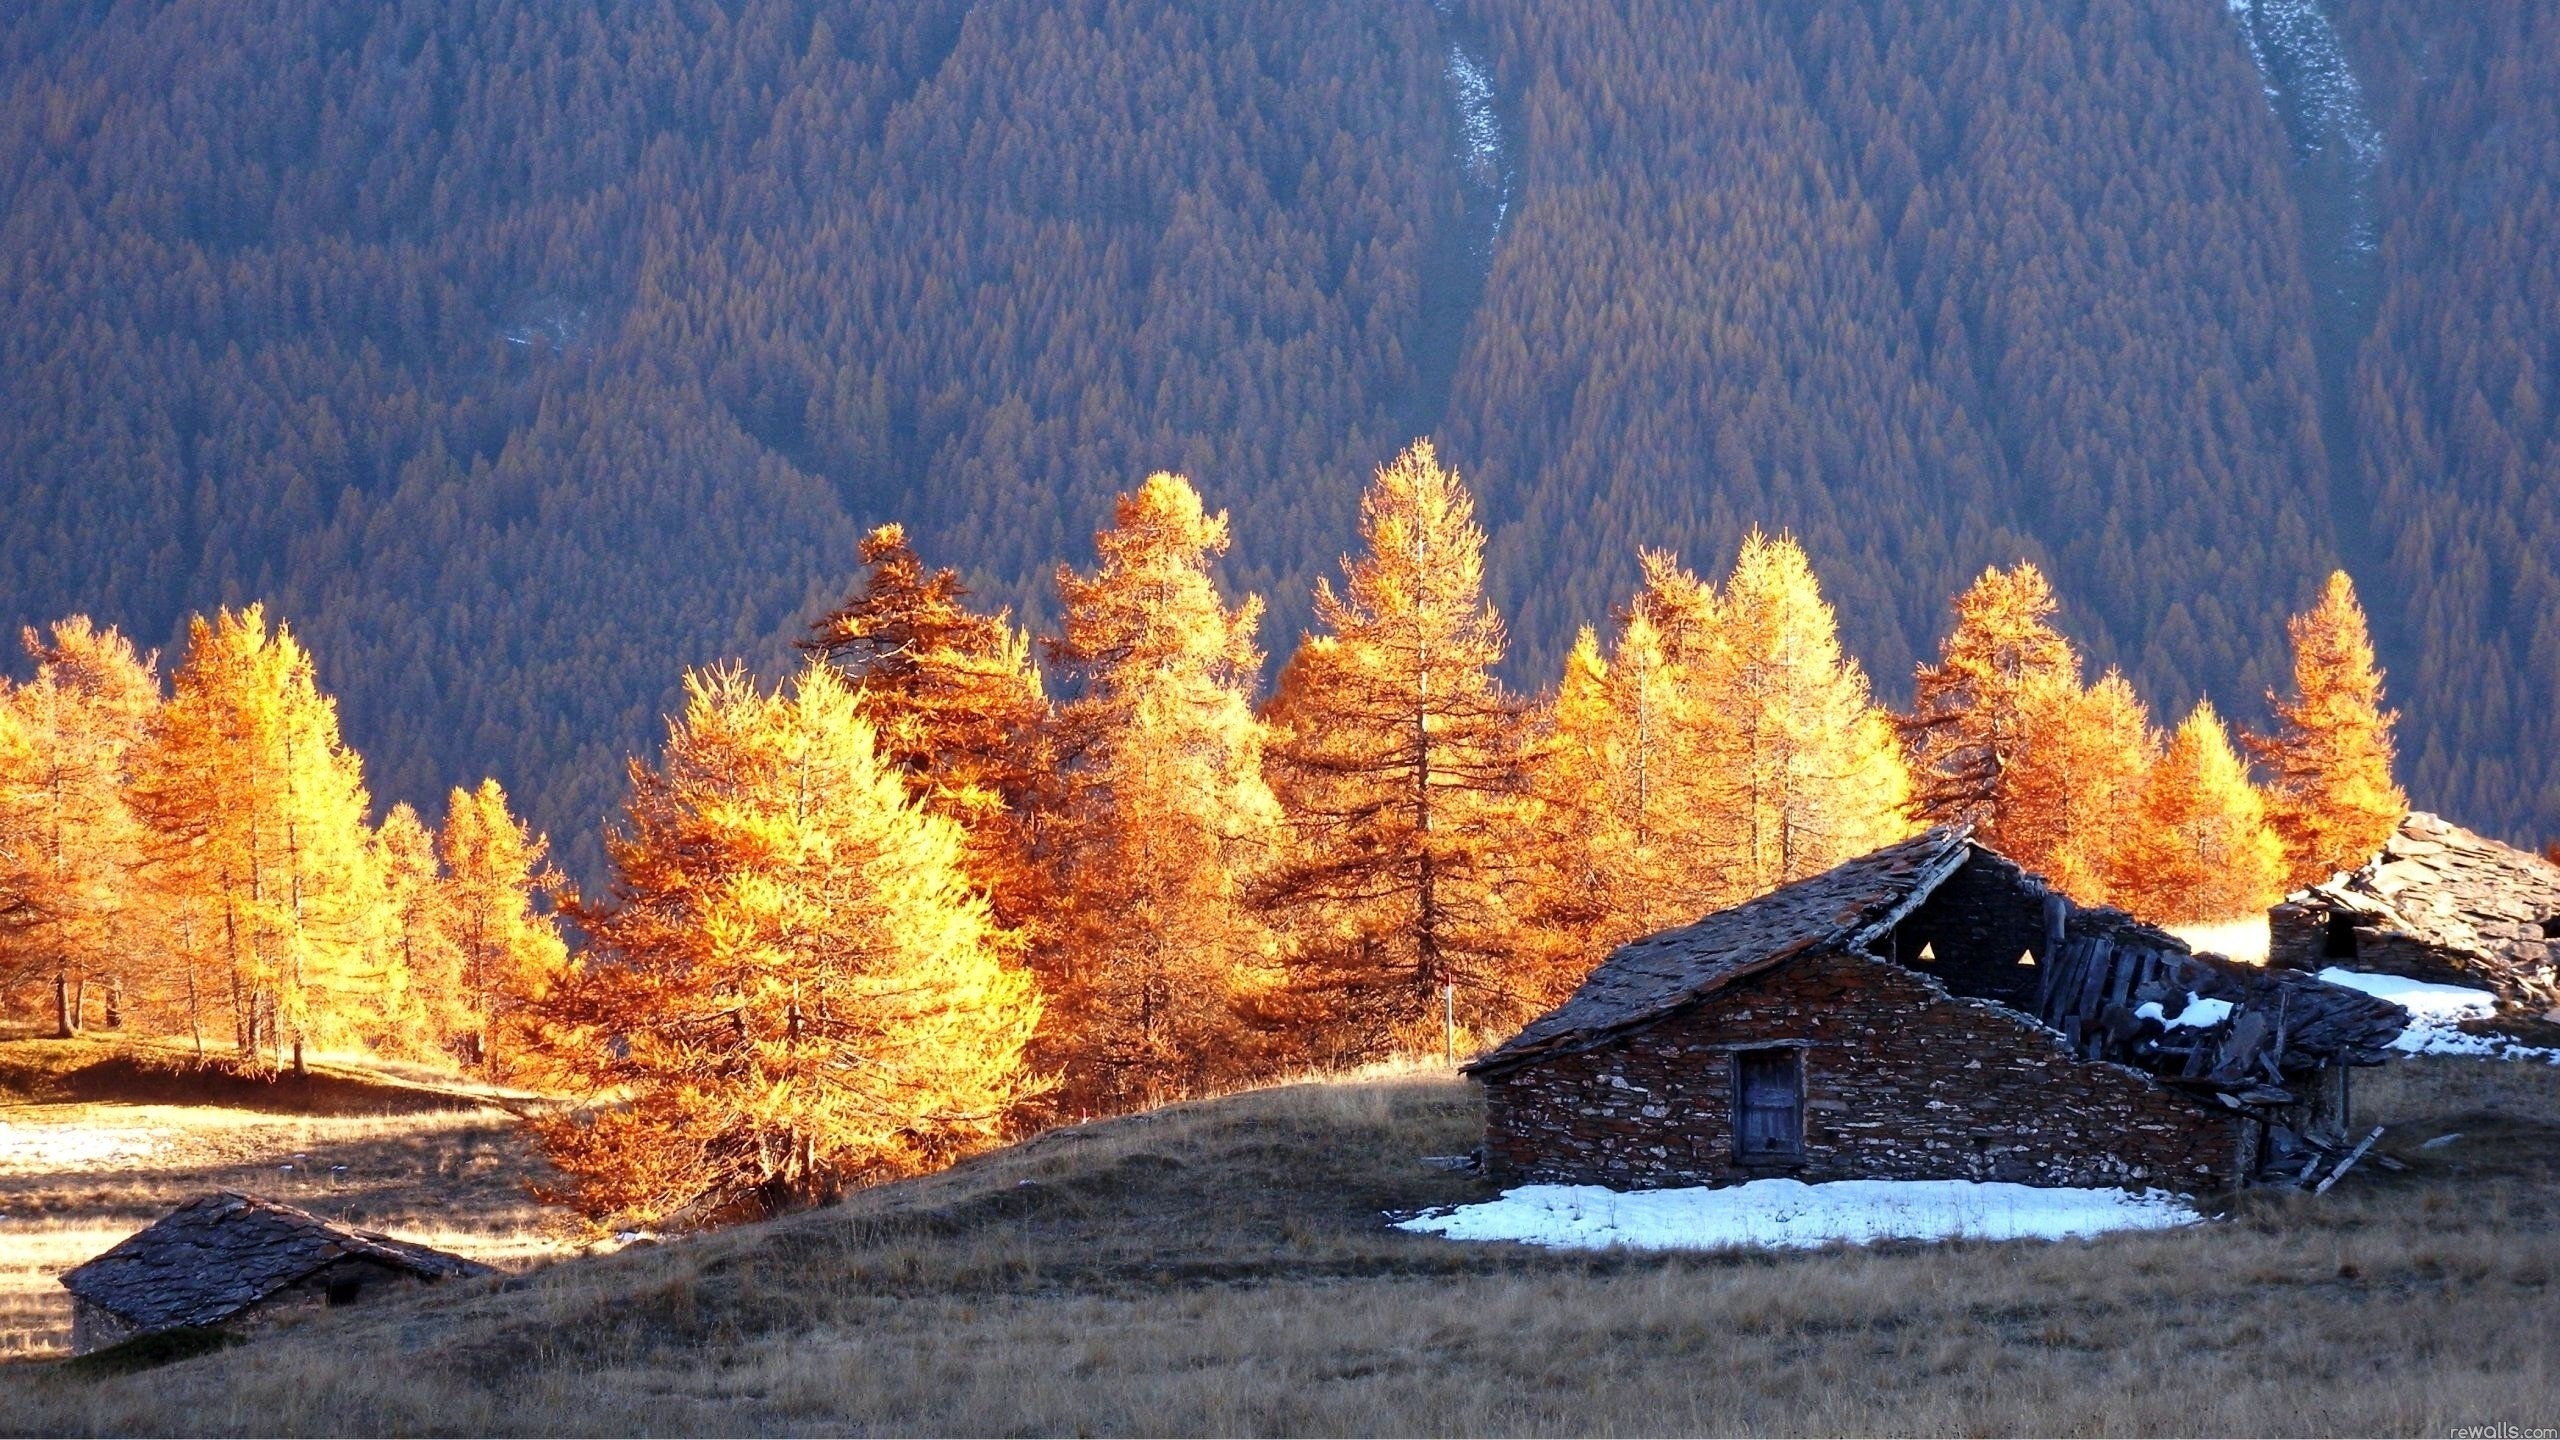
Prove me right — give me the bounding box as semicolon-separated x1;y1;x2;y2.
1899;562;2082;849
0;620;158;1035
524;663;1040;1229
1526;611;1711;955
1698;532;1914;896
2244;571;2408;887
439;778;566;1074
803;523;1056;937
368;802;456;1054
1042;474;1281;1113
126;607;383;1070
1259;441;1547;1059
1998;668;2157;905
2112;700;2286;924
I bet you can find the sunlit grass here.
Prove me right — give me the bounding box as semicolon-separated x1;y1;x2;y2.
5;1052;2556;1434
1;1034;576;1357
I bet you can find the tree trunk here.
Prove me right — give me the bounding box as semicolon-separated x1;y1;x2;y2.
69;973;86;1032
104;975;123;1030
54;970;72;1039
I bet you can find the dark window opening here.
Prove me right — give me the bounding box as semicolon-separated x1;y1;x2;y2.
2325;910;2360;959
2540;916;2560;940
324;1274;362;1306
1734;1049;1804;1161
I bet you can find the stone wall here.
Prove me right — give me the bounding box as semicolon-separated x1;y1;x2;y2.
232;1259;422;1332
69;1297;136;1356
1482;950;2237;1192
2271;898;2542;997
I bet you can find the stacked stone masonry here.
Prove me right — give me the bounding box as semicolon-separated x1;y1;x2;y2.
1484;950;2237;1192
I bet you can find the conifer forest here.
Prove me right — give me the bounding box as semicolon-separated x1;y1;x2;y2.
0;0;2554;1231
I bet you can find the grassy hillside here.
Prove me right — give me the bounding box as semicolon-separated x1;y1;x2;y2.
0;1032;569;1358
8;1056;2557;1435
2;0;2556;872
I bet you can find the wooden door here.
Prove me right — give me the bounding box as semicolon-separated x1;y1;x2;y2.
1734;1048;1803;1159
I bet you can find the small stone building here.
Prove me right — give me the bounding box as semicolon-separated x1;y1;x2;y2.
2268;811;2560;1011
58;1192;493;1355
1468;829;2407;1194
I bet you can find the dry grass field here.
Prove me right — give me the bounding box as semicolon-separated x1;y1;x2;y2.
3;1039;2556;1436
0;1030;575;1358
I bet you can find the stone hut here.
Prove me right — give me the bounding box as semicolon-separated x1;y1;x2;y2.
1467;828;2408;1194
2268;811;2560;1012
58;1192;493;1355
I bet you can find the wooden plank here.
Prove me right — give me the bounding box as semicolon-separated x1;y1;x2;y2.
2212;1010;2270;1081
2034;936;2072;1018
2314;1127;2386;1195
2043;937;2094;1025
2108;948;2143;1013
2074;940;2115;1024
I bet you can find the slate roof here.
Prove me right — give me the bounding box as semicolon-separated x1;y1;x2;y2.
1469;828;2406;1086
1467;827;1974;1076
2282;811;2560;1004
59;1192;492;1334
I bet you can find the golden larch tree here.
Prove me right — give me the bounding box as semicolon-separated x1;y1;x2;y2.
1997;668;2157;905
1698;532;1915;896
1520;628;1621;955
2112;700;2286;924
1045;473;1281;1112
1603;572;1734;928
1259;440;1546;1059
439;778;566;1073
1899;562;2082;848
524;663;1040;1229
126;607;383;1070
0;620;158;1035
370;802;461;1056
2244;571;2408;887
804;523;1055;936
1525;612;1713;955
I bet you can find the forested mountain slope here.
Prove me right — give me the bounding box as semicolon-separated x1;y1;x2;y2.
2;0;2553;873
2333;0;2560;844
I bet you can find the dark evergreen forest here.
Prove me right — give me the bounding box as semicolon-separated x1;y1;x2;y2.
3;0;2552;877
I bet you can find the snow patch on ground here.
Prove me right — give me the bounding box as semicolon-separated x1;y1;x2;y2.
2225;0;2382;249
2317;968;2499;1021
1434;0;1510;235
1444;44;1508;231
2318;968;2560;1064
1396;1179;2202;1251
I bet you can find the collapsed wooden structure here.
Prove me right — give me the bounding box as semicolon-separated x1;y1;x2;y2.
1468;829;2408;1195
2268;811;2560;1012
57;1192;492;1355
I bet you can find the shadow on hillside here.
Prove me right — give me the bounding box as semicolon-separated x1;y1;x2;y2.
0;1038;497;1117
0;1119;553;1231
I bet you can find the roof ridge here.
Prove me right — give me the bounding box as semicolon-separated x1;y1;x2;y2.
1467;826;1974;1075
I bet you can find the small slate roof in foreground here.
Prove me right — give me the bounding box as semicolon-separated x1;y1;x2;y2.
60;1192;492;1334
1468;826;1974;1076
